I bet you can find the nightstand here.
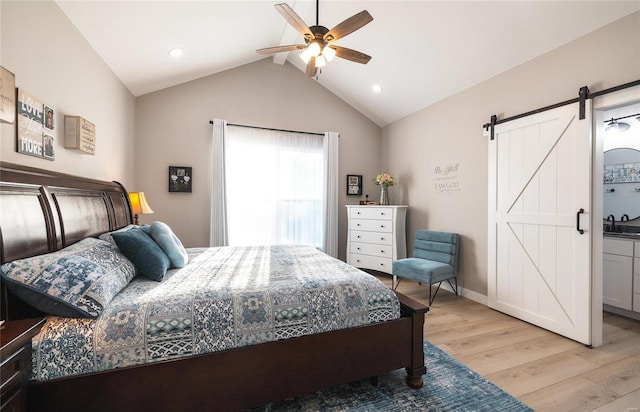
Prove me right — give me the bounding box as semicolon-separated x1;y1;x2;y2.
1;318;46;412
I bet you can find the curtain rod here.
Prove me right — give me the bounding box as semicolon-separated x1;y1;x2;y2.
209;120;324;136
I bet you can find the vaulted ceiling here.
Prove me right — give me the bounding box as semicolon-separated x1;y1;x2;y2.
56;1;640;126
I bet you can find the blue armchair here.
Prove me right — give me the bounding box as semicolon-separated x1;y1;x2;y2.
392;230;460;306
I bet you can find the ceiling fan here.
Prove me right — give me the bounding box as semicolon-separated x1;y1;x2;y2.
256;1;373;77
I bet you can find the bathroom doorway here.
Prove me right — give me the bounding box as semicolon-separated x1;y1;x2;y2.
593;87;640;346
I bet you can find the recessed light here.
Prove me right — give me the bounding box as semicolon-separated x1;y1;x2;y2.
169;48;183;58
372;84;383;93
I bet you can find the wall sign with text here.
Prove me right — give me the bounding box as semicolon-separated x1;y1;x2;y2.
16;88;55;161
433;162;461;194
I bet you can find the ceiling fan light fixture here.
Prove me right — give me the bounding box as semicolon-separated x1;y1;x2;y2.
322;46;336;61
300;48;313;64
316;54;327;68
308;41;321;57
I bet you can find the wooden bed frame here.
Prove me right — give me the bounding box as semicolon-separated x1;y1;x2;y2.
0;162;428;412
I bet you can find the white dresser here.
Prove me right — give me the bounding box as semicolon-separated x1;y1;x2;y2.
346;205;408;274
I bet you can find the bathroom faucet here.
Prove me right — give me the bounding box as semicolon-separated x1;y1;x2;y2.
606;215;616;232
621;214;629;222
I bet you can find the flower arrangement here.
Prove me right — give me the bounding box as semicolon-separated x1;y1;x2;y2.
374;172;396;187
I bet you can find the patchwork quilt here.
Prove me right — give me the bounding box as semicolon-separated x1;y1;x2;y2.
31;245;400;381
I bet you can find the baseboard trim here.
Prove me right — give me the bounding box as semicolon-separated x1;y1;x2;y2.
438;281;488;306
603;304;640;321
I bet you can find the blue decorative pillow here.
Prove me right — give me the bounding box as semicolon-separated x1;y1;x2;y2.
0;238;136;318
150;221;188;268
112;228;170;281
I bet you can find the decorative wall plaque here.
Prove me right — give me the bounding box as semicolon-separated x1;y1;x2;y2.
0;66;15;124
16;88;45;159
64;115;95;155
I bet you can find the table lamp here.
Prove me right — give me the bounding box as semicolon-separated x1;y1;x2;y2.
128;192;154;225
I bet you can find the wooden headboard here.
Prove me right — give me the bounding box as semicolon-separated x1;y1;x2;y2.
0;162;133;320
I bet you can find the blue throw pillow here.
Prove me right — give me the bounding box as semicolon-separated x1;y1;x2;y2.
150;221;188;268
0;238;136;318
112;228;170;281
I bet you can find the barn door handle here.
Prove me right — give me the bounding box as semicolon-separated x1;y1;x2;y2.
576;208;585;234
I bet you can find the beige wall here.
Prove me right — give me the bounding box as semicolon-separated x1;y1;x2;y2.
135;58;381;252
382;12;640;297
0;1;135;185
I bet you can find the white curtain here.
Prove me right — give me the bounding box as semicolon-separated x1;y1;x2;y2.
323;132;339;257
209;119;228;246
225;126;325;249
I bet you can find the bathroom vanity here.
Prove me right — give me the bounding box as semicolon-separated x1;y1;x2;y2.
603;234;640;319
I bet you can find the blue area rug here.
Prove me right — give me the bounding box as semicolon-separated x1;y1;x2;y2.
253;340;533;411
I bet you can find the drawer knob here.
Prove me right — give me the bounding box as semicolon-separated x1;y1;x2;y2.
357;259;361;263
357;223;361;226
357;247;361;250
380;237;385;241
381;250;384;253
357;211;361;214
357;235;361;238
380;225;385;228
381;212;385;215
380;263;384;266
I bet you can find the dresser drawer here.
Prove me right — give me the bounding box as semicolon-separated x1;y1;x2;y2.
350;242;393;257
350;253;393;272
351;230;393;245
350;219;392;233
349;207;392;220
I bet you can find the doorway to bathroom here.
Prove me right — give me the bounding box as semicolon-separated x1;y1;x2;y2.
593;88;640;347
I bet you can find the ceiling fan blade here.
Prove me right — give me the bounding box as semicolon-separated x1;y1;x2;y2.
306;57;318;77
275;3;314;41
324;10;373;42
332;46;372;64
256;44;307;54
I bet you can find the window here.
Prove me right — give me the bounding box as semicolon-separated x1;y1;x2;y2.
225;126;324;248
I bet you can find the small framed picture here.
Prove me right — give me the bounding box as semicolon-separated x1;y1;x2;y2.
169;166;192;193
347;174;362;196
44;105;54;131
42;134;55;160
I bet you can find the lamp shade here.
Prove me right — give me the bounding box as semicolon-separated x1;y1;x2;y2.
128;192;154;221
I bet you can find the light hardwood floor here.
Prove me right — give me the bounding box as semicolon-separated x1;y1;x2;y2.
375;274;640;412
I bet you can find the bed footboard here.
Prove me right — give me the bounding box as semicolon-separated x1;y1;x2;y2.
28;292;427;412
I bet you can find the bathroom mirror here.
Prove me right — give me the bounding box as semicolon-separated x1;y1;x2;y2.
603;102;640;222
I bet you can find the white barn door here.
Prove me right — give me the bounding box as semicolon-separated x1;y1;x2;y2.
488;102;592;345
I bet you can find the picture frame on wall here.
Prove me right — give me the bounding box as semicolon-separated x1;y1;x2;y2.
44;104;54;131
0;66;15;124
169;166;192;192
16;88;45;159
347;174;362;196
